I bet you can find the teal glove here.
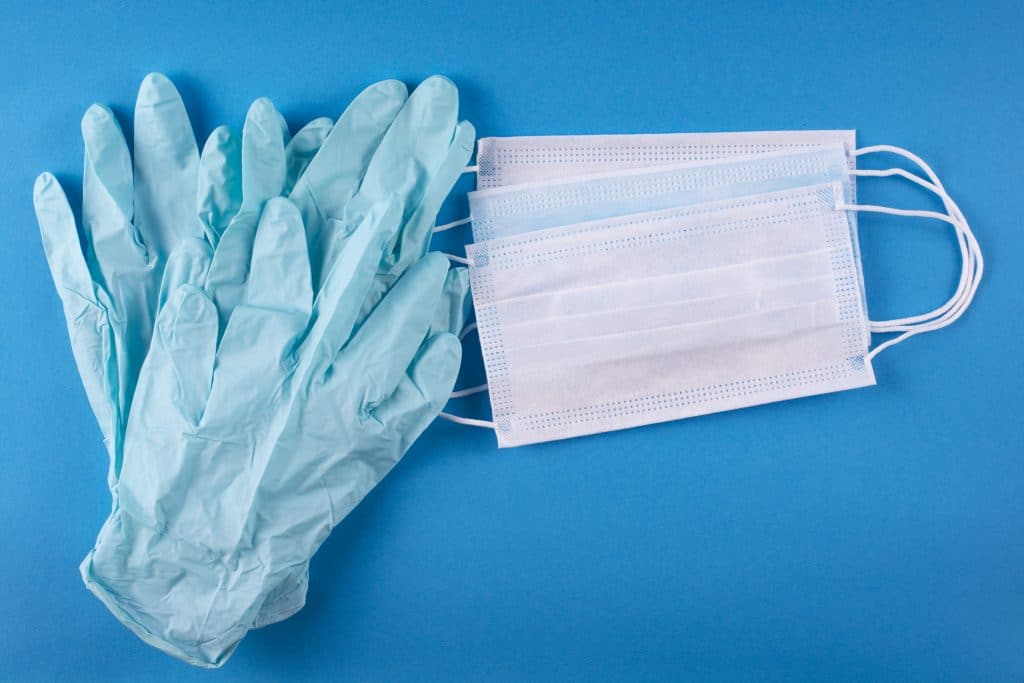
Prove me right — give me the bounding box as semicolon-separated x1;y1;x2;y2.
33;74;335;627
81;198;461;668
192;77;474;625
33;74;333;485
37;74;474;647
203;75;476;321
34;74;203;481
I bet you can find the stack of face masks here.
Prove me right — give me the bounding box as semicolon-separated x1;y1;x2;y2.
444;132;981;447
35;73;473;667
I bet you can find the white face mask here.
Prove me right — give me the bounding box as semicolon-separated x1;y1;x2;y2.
469;143;871;348
466;180;872;447
441;141;981;448
470;144;860;239
475;130;856;189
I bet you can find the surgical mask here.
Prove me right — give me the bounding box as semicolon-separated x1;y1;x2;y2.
474;130;856;189
470;143;869;356
442;143;981;447
464;131;867;318
436;130;859;236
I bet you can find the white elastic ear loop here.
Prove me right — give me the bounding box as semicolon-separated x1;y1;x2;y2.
434;164;478;262
853;146;977;330
449;384;488;398
433;164;478;233
443;253;474;266
438;412;496;428
438;319;495;429
449;324;488;397
433;162;494;429
434;216;472;232
839;145;982;360
848;169;976;330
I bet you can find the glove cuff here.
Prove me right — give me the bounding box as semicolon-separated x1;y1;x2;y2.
81;510;265;668
252;564;309;629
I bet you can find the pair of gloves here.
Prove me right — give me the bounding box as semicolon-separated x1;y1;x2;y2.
34;73;474;667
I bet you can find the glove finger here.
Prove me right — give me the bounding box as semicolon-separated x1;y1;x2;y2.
314;332;460;536
33;172;118;447
153;284;218;425
203;210;260;324
356;76;459;216
241;98;288;215
291;79;407;216
246;198;312;318
297;198;403;378
283;117;333;196
350;120;476;326
204;305;306;431
69;300;118;453
158;237;213;313
201;99;290;319
357;77;463;263
197;125;242;245
133;73;202;257
81;105;145;275
290;80;408;288
367;332;462;451
430;265;472;337
34;173;95;306
339;252;451;408
396;120;476;266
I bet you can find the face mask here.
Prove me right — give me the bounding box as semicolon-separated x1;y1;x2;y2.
435;131;858;238
442;145;981;447
462;131;866;327
470;144;871;343
465;181;871;446
475;130;856;189
470;142;860;242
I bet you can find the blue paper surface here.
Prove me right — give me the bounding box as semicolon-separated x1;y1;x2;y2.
1;1;1021;680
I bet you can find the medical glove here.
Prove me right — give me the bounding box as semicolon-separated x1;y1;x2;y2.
33;74;334;485
192;77;475;621
81;197;461;668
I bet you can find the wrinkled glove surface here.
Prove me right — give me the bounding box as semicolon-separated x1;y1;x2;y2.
82;198;462;668
35;73;474;662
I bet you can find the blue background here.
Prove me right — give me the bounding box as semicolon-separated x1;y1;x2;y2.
1;1;1022;680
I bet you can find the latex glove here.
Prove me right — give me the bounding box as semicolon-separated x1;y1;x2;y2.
37;74;472;635
81;197;461;668
193;77;474;624
33;73;333;486
34;75;335;631
204;75;475;322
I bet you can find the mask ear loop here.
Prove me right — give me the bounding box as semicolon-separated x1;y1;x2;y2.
438;320;496;429
435;164;478;261
434;165;478;233
438;412;496;428
837;145;983;360
435;216;472;232
433;163;497;429
449;322;488;397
